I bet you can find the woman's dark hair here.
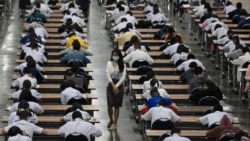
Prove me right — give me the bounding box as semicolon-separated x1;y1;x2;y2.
205;80;217;89
8;126;23;136
126;23;133;29
187;54;196;59
68;2;75;8
72;111;83;120
72;40;81;51
19;89;37;102
28;28;35;34
60;80;76;90
130;35;140;44
23;80;32;89
150;78;160;88
18;100;29;109
150;87;159;97
26;56;36;69
146;71;155;80
177;45;189;53
226;1;232;6
153;4;159;14
35;2;41;8
64;102;84;115
110;48;124;73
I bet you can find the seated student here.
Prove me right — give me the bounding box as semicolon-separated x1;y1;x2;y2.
12;80;41;102
4;110;46;138
68;2;81;16
8;100;38;125
224;1;236;15
111;17;128;33
188;67;209;94
147;4;168;26
231;47;250;82
206;115;249;141
189;80;223;105
200;4;218;23
21;41;46;59
125;36;147;55
33;26;49;40
65;32;88;49
112;2;129;16
223;36;246;54
114;26;140;47
47;0;59;5
110;6;126;23
212;26;229;41
20;28;43;45
24;18;45;31
7;126;32;141
29;1;53;17
69;61;93;80
161;36;181;57
26;9;47;23
193;0;209;18
58;18;83;33
12;67;37;90
15;56;43;73
116;11;138;28
228;2;248;20
142;71;163;93
60;40;91;66
70;13;86;27
59;40;92;56
205;21;228;36
141;99;181;129
63;102;91;121
9;100;44;115
60;80;87;105
237;16;250;29
177;54;205;72
180;62;197;84
163;27;184;43
161;128;191;141
212;0;224;7
142;78;169;100
123;42;154;67
198;104;234;129
60;0;79;12
25;42;47;65
58;111;102;141
170;44;190;67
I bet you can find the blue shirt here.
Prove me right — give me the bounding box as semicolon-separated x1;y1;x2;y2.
146;96;172;109
60;50;91;65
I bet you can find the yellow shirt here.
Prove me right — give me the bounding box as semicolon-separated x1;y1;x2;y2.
66;35;88;49
114;32;141;46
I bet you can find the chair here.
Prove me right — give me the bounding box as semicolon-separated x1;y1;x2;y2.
136;66;153;75
198;96;220;106
151;119;175;130
132;60;150;68
65;134;89;141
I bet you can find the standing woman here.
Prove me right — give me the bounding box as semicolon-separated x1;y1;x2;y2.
106;48;126;130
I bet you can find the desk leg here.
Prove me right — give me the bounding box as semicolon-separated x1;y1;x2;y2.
248;91;250;111
215;43;219;69
220;52;226;77
232;65;238;93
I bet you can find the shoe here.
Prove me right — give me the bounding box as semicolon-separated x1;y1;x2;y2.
107;121;113;128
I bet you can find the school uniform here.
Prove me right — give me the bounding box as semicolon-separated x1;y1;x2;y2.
15;62;43;72
212;27;228;40
193;5;205;18
148;13;168;23
143;88;170;100
205;21;228;34
12;74;37;89
116;14;138;27
112;21;128;32
125;45;147;54
60;2;79;12
143;79;163;93
110;11;125;22
69;7;81;16
114;31;139;46
129;28;141;37
7;134;32;141
224;5;236;15
142;106;180;127
162;43;180;56
59;47;93;56
34;27;49;39
61;87;83;105
71;15;85;27
163;133;191;141
63;109;91;121
177;59;205;71
12;89;41;101
58;118;102;141
199;111;234;128
60;50;91;65
39;3;53;17
66;35;88;49
24;21;45;31
4;120;43;138
231;52;250;81
144;5;153;13
8;112;38;125
170;52;188;65
9;101;44;115
25;50;47;64
63;14;72;23
123;49;154;67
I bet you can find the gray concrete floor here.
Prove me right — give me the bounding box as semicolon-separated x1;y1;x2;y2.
0;0;249;141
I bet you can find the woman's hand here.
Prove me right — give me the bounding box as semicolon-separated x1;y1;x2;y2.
112;86;119;95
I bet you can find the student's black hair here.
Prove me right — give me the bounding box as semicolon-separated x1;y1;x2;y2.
116;3;121;8
226;1;232;6
17;110;30;120
66;18;73;25
204;2;211;9
206;7;213;13
150;78;159;88
206;80;218;90
150;87;159;97
30;42;39;49
71;102;84;111
120;17;127;23
28;28;35;34
35;2;41;8
72;40;81;50
68;2;75;8
23;80;32;89
236;2;242;9
72;110;83;120
200;0;206;5
158;99;167;107
168;27;175;34
110;48;124;73
189;62;198;70
18;100;29;110
133;42;141;50
26;56;36;69
118;6;125;12
60;80;76;90
8;126;23;136
23;67;31;74
72;13;78;16
146;71;155;80
169;36;178;44
153;4;159;14
187;54;195;59
129;35;140;44
242;47;249;53
213;104;223;112
19;89;37;102
64;69;74;79
63;10;70;15
171;128;181;135
176;45;189;53
194;66;203;75
227;29;234;36
126;23;133;29
126;11;133;16
214;24;222;31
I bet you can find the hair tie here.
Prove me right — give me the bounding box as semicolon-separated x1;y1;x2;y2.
154;83;159;88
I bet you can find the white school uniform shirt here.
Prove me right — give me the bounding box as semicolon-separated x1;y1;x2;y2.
170;52;188;65
106;61;126;87
112;21;128;32
116;14;138;27
12;74;37;89
205;21;228;34
231;52;250;81
61;87;83;105
63;14;72;23
199;111;233;128
143;79;163;93
142;106;180;126
12;89;41;101
144;5;153;13
194;5;206;18
212;27;228;40
60;2;79;12
9;101;44;114
177;59;205;71
122;4;129;13
224;5;236;15
22;45;45;54
64;109;91;121
69;7;81;16
123;49;154;67
7;134;32;141
34;27;49;39
143;88;170;100
58;118;102;141
112;8;119;16
202;17;220;29
4;120;43;138
15;62;43;72
163;133;191;141
25;50;47;64
163;43;180;56
71;15;85;27
39;3;53;17
129;28;141;37
8;112;38;125
125;45;147;54
224;41;236;53
149;13;168;23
